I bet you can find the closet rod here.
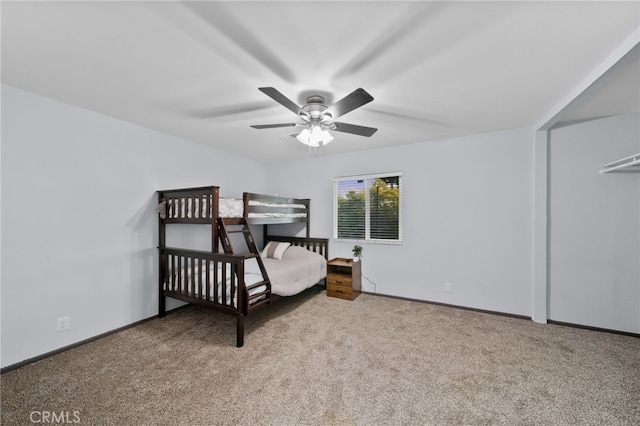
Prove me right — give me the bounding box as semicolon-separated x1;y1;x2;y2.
599;153;640;174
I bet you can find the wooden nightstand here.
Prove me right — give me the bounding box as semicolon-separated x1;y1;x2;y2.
326;258;361;300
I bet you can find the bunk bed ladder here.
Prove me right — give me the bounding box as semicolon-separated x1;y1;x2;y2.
217;217;271;309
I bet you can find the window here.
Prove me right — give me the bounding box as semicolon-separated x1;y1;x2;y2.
333;172;402;243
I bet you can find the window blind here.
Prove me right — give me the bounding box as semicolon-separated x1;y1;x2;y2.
334;172;403;243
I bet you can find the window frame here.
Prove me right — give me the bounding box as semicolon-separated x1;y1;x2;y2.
333;171;403;245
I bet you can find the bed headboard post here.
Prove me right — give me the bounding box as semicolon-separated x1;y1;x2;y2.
157;190;167;316
306;199;310;239
263;225;269;250
212;186;220;253
242;192;250;219
158;191;166;249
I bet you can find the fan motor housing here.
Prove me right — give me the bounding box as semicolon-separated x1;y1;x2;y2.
300;95;331;122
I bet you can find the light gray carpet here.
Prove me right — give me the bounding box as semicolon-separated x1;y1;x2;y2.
2;287;640;425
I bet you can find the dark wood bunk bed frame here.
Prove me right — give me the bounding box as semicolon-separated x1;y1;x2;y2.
157;185;328;347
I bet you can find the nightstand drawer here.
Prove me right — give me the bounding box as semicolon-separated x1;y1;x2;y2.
326;284;354;300
327;275;352;288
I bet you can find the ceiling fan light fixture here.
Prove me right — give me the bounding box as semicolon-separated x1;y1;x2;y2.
296;127;311;145
296;124;333;147
309;125;323;145
320;129;334;145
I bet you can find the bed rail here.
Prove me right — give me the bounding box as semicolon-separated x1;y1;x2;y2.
157;185;220;253
158;186;219;224
265;236;329;260
243;192;309;226
159;247;247;313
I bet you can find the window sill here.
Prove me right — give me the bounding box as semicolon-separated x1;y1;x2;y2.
333;238;402;246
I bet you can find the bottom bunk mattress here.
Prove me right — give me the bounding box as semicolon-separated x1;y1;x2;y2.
245;244;327;297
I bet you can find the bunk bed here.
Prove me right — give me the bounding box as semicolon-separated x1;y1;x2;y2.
157;186;328;347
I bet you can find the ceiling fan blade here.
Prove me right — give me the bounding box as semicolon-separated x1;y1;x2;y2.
332;122;378;137
324;88;374;120
332;3;444;81
251;123;298;129
183;3;296;83
187;101;276;118
258;87;301;115
368;106;451;127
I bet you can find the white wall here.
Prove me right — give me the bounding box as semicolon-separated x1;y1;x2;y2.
1;85;268;368
267;127;535;317
549;113;640;333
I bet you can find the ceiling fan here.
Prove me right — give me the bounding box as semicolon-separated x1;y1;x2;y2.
250;87;377;147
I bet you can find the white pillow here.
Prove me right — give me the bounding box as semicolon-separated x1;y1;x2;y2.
261;241;291;260
281;245;316;260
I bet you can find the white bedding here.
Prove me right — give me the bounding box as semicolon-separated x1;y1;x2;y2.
245;245;326;297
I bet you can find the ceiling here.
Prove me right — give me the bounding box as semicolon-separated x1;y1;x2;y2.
2;1;639;163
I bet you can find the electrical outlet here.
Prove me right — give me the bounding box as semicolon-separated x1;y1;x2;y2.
444;282;453;293
56;316;70;332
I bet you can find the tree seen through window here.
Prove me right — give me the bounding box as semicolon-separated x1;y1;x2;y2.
335;174;401;242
